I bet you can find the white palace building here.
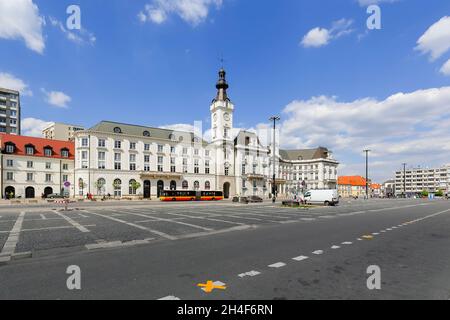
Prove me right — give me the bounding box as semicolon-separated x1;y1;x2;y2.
73;69;339;199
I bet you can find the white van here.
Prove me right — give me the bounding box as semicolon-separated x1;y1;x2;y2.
303;189;339;206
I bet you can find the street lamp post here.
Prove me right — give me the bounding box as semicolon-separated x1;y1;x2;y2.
269;116;280;203
363;149;370;199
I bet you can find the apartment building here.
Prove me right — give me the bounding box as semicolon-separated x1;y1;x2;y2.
394;166;449;196
0;88;20;135
42;122;85;141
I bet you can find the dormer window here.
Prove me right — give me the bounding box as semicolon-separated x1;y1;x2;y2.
143;130;151;137
169;134;176;141
113;127;122;134
44;146;53;157
25;144;35;155
61;148;69;158
4;142;15;154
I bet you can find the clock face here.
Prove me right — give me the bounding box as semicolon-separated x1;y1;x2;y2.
224;113;230;121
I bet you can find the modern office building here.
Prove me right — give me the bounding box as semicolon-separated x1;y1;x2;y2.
394;165;449;196
0;88;20;135
42;122;85;141
73;69;339;199
0;133;75;199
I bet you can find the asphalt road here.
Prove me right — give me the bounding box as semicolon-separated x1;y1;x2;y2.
0;198;449;300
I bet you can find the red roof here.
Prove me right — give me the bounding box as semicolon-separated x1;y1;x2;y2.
371;183;381;189
0;133;74;159
338;176;367;187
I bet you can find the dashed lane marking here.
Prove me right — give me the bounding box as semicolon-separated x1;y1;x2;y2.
268;262;286;268
238;271;261;278
292;255;309;261
53;211;90;233
312;250;324;255
341;241;352;245
331;245;340;249
83;210;178;240
40;214;46;220
158;296;181;300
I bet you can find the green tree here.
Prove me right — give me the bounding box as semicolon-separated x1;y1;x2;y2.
435;190;444;197
129;181;141;194
421;190;429;197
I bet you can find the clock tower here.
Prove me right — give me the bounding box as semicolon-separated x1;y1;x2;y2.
210;68;234;142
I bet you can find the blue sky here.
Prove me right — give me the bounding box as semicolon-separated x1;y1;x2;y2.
1;0;450;182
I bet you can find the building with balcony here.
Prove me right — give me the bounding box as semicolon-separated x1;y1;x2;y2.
0;134;75;199
73;68;338;199
0;88;20;135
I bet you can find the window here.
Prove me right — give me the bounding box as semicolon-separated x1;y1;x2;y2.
6;159;13;167
113;127;122;134
144;164;150;172
114;153;121;170
114;140;122;149
144;144;150;151
242;179;246;188
129;179;138;195
46;162;51;169
61;149;69;158
194;181;200;190
182;181;189;190
5;144;14;153
96;178;105;194
224;127;228;138
44;148;52;157
27;173;33;181
205;181;211;190
194;159;199;174
158;145;164;153
113;179;122;197
63;175;69;182
205;150;210;157
98;152;106;169
183;147;188;155
27;161;33;168
242;164;246;175
26;146;34;155
170;146;176;154
81;138;88;147
143;130;150;137
225;166;229;176
6;172;13;181
45;174;52;182
205;160;210;174
130;142;136;150
98;139;106;147
194;149;199;156
144;155;150;163
130;154;136;163
158;156;163;164
253;180;257;188
130;163;136;171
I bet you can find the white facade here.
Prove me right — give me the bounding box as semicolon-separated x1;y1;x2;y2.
73;69;338;199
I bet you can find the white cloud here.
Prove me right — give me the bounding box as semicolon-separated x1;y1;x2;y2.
274;87;450;182
21;117;52;137
0;0;45;53
42;89;71;108
0;72;32;96
416;16;450;61
139;0;223;26
48;17;96;45
440;59;450;76
301;19;354;48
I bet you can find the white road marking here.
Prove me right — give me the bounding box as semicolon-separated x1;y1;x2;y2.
292;255;309;261
84;210;177;240
238;271;261;278
165;212;247;226
78;213;88;218
112;209;213;231
331;245;341;249
54;211;90;233
0;211;25;263
268;262;286;268
200;281;226;292
357;238;363;241
312;250;324;255
40;214;47;220
85;238;154;250
380;230;386;233
158;296;181;300
372;233;380;235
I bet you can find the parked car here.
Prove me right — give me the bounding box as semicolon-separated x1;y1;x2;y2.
46;193;65;199
303;189;339;206
248;196;263;203
232;196;249;204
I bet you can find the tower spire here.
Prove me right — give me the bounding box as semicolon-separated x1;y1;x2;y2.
214;68;230;102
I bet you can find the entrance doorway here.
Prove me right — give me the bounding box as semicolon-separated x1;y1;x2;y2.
5;186;15;199
144;180;151;199
44;187;53;198
25;186;35;199
223;182;231;199
157;180;164;198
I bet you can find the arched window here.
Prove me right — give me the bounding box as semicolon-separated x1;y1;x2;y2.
169;133;176;141
194;181;200;190
182;180;189;190
113;127;122;134
113;179;122;197
129;179;138;195
205;181;211;190
143;130;151;137
96;178;106;195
